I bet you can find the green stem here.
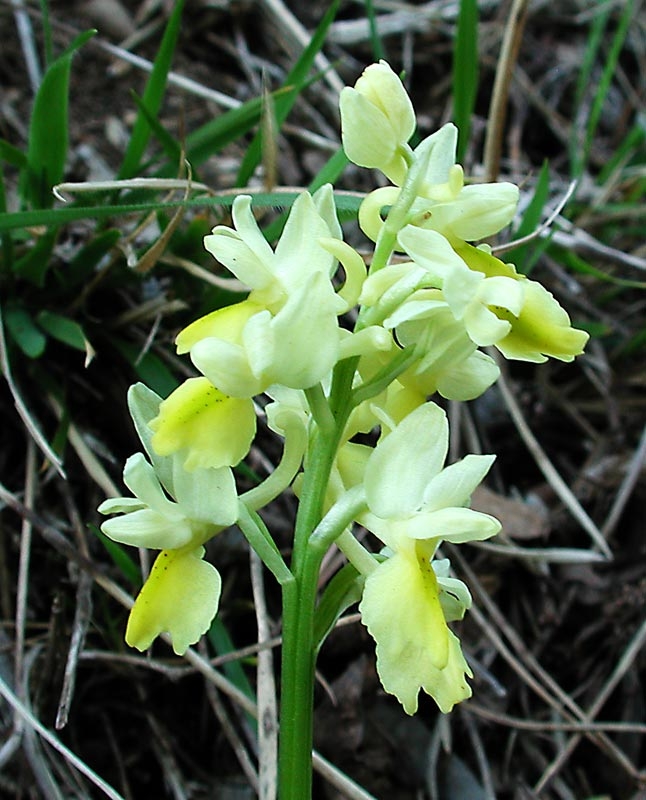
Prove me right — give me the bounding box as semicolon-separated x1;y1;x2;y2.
277;359;357;800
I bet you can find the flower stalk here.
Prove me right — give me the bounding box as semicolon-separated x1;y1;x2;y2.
96;59;590;799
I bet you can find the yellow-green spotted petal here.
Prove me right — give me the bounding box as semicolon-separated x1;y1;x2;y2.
125;547;221;655
150;377;256;470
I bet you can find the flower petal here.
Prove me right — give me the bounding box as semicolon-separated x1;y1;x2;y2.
397;506;501;543
397;225;467;284
423;454;496;510
150;377;256;470
274;192;337;288
359;544;449;714
125;547;221;655
122;453;180;519
364;402;448;519
435;350;499;401
190;335;264;398
204;196;274;289
101;508;194;549
421;629;473;714
172;461;238;527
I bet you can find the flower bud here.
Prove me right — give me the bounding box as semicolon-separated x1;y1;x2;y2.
340;61;415;183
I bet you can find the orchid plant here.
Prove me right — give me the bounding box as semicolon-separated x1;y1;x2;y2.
99;61;589;798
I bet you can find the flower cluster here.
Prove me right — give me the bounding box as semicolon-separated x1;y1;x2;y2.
99;61;589;715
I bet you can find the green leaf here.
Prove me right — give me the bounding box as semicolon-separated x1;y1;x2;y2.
0;139;28;169
453;0;479;163
38;0;54;66
236;0;341;186
36;310;87;351
313;562;363;652
112;338;178;397
4;305;47;358
118;0;185;179
22;29;95;208
12;229;57;285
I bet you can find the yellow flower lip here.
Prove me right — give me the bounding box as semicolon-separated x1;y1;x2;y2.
125;546;222;655
149;377;256;471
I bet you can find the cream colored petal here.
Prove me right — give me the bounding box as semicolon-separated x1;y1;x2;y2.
398;225;467;285
340;89;401;169
125;547;221;655
463;303;512;346
190;335;264;398
428;182;518;241
422;454;496;510
244;275;341;389
359;546;450;714
122;453;180;519
353;61;415;145
395;506;501;543
421;629;473;714
414;123;458;187
274;192;337;287
435;349;499;401
364;402;448;519
172;461;238;527
101;508;193;550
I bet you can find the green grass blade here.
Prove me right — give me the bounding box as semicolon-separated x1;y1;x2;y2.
207;618;257;732
38;0;54;66
569;0;633;177
597;122;646;186
184;94;266;168
236;0;341;186
364;0;386;61
0;139;28;169
22;30;95;208
118;0;185;179
130;91;183;167
13;229;57;285
453;0;479;163
0;191;363;232
506;160;551;274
